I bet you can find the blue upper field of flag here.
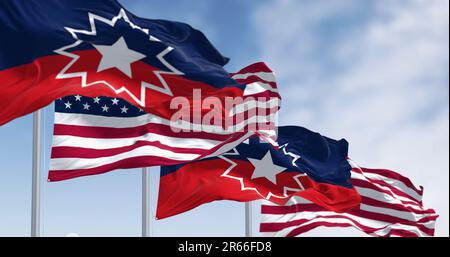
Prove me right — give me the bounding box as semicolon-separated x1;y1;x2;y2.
0;0;236;88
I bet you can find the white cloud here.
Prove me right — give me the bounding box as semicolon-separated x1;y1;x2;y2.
252;0;449;236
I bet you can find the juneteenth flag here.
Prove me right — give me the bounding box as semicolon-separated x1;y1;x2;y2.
156;126;362;219
0;0;278;128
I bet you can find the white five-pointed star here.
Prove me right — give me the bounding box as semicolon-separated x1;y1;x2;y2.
93;97;101;104
111;98;119;105
120;106;129;113
74;95;82;101
83;103;91;110
101;105;109;112
93;37;146;78
64;101;72;109
248;151;285;184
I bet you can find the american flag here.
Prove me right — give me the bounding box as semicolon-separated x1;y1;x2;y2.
260;160;438;237
48;63;280;181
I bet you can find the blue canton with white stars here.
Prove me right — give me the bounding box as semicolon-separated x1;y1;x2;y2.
55;95;145;118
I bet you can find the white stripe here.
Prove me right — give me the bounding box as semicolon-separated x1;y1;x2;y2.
258;231;279;237
261;206;434;230
263;217;372;237
260;223;298;237
276;187;424;212
349;160;422;201
352;172;420;204
162;114;277;134
243;82;278;96
232;72;276;83
371;222;434;237
171;112;277;133
261;214;387;236
229;98;280;116
52;133;222;150
261;210;388;228
50;145;200;170
55;112;277;134
357;170;422;202
355;187;425;212
261;215;431;237
264;196;435;225
359;203;436;226
55;112;169;128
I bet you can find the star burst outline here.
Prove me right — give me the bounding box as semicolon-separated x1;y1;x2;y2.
219;147;307;201
54;8;184;107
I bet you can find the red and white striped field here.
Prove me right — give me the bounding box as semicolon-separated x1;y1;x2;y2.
48;62;280;181
260;160;438;237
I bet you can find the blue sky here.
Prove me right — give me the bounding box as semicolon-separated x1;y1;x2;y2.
0;0;448;237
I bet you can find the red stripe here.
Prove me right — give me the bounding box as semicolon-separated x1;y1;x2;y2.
360;196;436;215
261;203;326;215
261;194;435;218
286;222;356;237
50;140;210;159
351;179;420;205
347;208;437;235
385;229;424;237
48;155;186;181
231;62;273;74
348;207;439;224
260;214;377;233
284;222;425;237
357;177;422;203
53;123;233;141
287;223;430;237
244;91;281;100
260;213;434;236
352;168;422;202
227;107;279;124
233;76;277;88
359;167;423;195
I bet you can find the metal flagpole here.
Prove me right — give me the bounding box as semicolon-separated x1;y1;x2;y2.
245;202;252;237
31;110;42;237
142;167;150;237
